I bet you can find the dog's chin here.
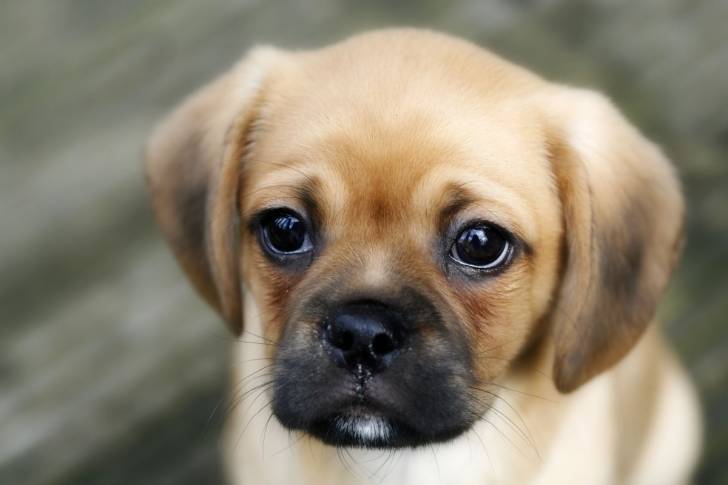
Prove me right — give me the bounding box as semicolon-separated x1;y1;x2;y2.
309;413;403;448
302;406;470;449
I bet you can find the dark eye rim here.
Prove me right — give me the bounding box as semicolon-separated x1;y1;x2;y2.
256;207;314;259
447;221;516;273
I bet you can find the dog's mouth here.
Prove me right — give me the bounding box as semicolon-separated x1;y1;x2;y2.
297;401;471;449
310;413;406;448
272;292;478;449
306;404;417;448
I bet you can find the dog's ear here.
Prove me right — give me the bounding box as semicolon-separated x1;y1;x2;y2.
543;88;685;392
144;47;284;335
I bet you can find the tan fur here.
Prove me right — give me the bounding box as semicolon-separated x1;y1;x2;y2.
145;29;701;484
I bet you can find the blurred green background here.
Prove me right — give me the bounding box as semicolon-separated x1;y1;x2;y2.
1;1;726;484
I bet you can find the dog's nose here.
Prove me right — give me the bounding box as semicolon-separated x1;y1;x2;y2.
324;303;405;374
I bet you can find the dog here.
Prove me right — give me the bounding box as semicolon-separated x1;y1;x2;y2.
145;29;701;485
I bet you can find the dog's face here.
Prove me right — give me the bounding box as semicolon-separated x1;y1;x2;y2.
239;76;561;447
146;30;684;449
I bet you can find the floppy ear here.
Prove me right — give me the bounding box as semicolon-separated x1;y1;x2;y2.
144;47;284;335
544;88;685;392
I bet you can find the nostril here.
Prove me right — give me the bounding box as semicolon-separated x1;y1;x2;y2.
371;332;396;356
337;331;354;351
327;324;354;351
324;304;407;372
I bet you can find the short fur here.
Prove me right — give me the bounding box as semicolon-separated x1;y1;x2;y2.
145;29;701;484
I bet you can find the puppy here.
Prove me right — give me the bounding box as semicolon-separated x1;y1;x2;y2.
145;29;701;485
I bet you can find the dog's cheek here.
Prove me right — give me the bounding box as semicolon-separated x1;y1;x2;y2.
456;279;534;382
261;272;295;336
243;246;301;343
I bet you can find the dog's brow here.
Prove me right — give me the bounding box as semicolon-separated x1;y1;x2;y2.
295;178;322;225
241;171;323;224
436;184;534;256
438;186;477;232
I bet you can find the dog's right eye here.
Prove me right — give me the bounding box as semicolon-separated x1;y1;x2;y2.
259;209;312;256
449;222;513;272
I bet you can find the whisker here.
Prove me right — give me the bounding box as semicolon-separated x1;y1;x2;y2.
236;395;275;449
204;366;273;432
480;417;531;460
240;380;275;415
336;446;357;479
272;430;306;456
235;339;276;347
428;444;442;482
260;409;277;455
485;381;557;402
224;378;275;426
243;329;276;345
343;448;368;482
470;386;539;456
474;352;553;380
370;448;397;482
236;363;276;385
229;356;274;368
470;427;494;474
490;393;541;460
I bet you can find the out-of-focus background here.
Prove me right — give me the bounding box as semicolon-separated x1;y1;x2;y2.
1;1;726;483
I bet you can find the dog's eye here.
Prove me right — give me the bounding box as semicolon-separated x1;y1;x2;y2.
260;209;312;255
449;223;511;270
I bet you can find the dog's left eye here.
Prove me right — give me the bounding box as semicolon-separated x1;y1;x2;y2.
449;223;512;270
259;209;312;255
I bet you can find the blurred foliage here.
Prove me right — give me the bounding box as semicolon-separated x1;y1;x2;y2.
1;1;726;484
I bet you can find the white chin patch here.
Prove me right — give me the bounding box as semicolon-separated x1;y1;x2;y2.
335;415;392;443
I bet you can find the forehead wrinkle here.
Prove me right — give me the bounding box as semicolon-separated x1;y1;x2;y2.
242;160;348;230
436;183;478;229
346;167;433;235
325;149;457;235
413;166;537;245
242;164;297;208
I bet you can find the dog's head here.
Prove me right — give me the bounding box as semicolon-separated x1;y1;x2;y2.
145;30;683;449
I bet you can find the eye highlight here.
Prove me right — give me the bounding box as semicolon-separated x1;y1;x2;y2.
259;209;313;257
449;223;512;271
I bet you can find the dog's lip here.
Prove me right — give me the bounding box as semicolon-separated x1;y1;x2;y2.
275;388;477;448
307;407;417;449
339;403;384;417
321;399;395;425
